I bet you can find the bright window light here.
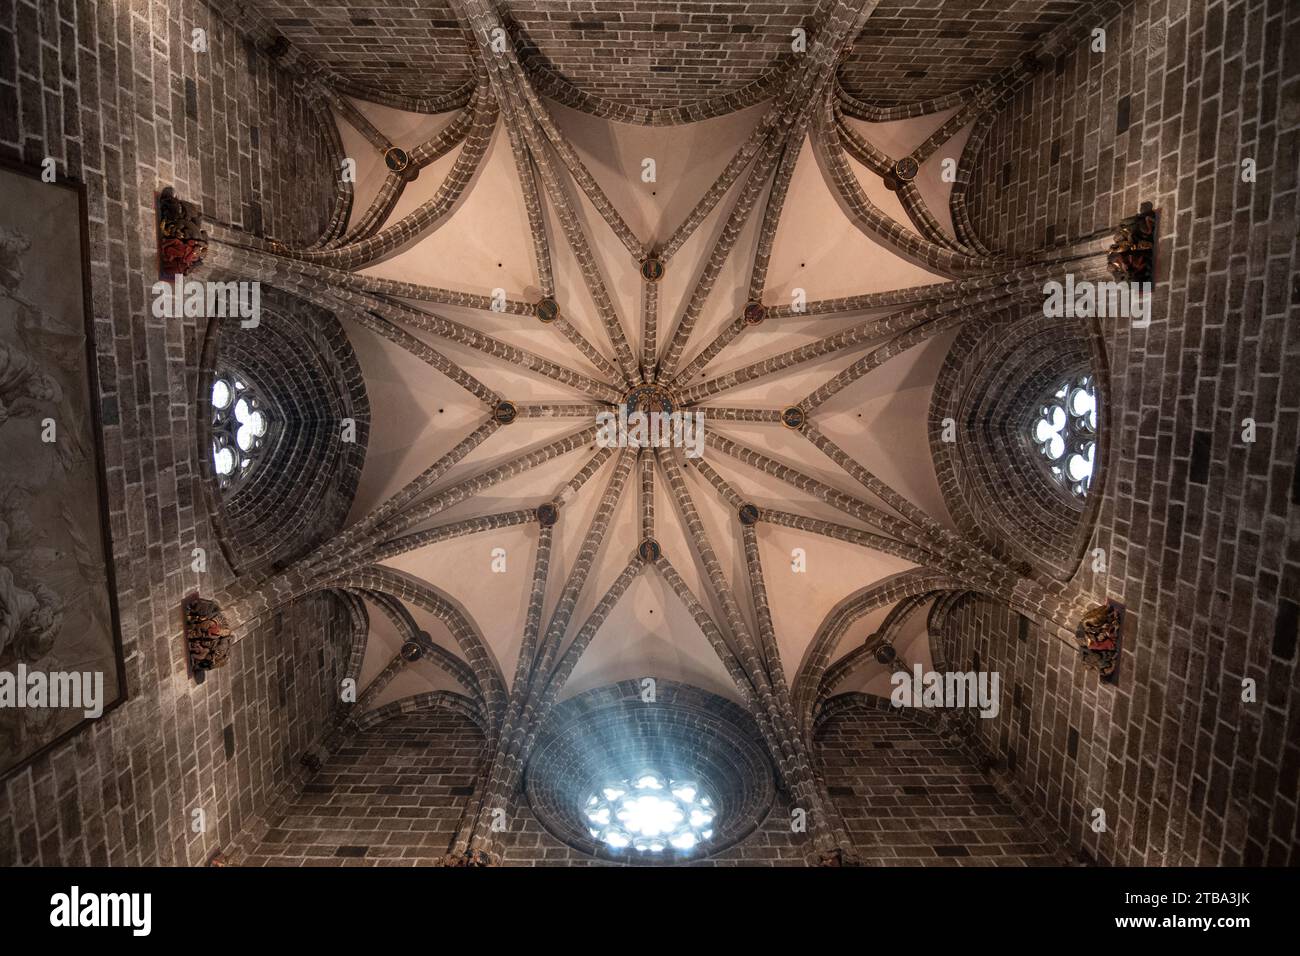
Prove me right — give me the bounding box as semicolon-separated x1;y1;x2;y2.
585;773;715;854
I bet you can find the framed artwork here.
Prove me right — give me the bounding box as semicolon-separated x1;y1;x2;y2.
0;157;127;779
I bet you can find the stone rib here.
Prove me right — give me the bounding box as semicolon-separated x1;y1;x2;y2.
814;93;1014;277
553;447;615;506
819;592;930;699
516;403;609;419
797;288;1044;411
678;282;1032;405
764;265;1067;319
223;428;593;622
513;522;554;696
327;90;481;247
469;17;640;385
661;453;842;853
366;510;537;569
303;90;354;247
213;91;498;269
760;509;932;569
674;315;748;384
706;433;937;556
658;135;784;379
641;279;658;382
544;559;644;697
692;407;782;424
240;252;622;401
354;691;486;735
748;136;802;300
517;75;642;258
800;421;1007;579
740;522;787;689
640;450;655;540
321;566;507;729
551;317;623;382
686;456;747;510
214;243;536;316
532;449;636;681
655;559;754;702
655;0;870;377
835;82;969;122
791;568;958;736
661;116;778;261
337;302;499;404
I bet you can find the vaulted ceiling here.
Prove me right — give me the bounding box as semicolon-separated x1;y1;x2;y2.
206;0;1109;861
336;94;962;708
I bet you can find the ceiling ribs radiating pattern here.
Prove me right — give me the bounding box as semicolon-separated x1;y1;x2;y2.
204;0;1116;862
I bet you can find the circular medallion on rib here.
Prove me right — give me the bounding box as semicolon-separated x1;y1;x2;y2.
639;254;664;282
524;681;776;863
624;382;676;417
383;146;410;173
893;156;919;181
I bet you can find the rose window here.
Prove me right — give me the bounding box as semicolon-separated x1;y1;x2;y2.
584;773;716;854
1031;375;1098;497
210;374;271;490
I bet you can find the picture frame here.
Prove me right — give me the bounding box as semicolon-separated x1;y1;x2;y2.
0;156;128;781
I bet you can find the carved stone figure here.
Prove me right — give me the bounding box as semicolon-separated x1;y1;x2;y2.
184;594;233;677
1076;601;1124;683
1106;201;1157;283
157;186;208;277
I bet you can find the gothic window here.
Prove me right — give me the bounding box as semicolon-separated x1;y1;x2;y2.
209;374;271;491
584;773;716;854
1031;375;1098;498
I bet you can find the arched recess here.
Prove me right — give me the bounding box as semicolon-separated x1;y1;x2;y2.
196;287;370;578
794;569;961;740
354;690;488;735
928;307;1110;581
523;680;777;864
314;566;507;732
794;565;1091;743
814;690;948;734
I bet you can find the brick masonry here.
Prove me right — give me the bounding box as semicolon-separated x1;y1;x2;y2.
816;703;1060;865
241;702;1059;866
242;0;1097;121
239;711;485;866
0;0;345;866
840;0;1095;106
964;0;1299;864
4;0;1294;870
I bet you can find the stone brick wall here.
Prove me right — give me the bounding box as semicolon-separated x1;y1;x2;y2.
839;0;1095;106
963;0;1299;865
0;0;344;866
816;702;1060;864
936;595;1093;851
237;0;1099;122
242;703;1059;866
240;711;485;866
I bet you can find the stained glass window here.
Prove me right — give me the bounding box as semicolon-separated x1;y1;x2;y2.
210;375;270;490
584;773;716;854
1031;375;1098;498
